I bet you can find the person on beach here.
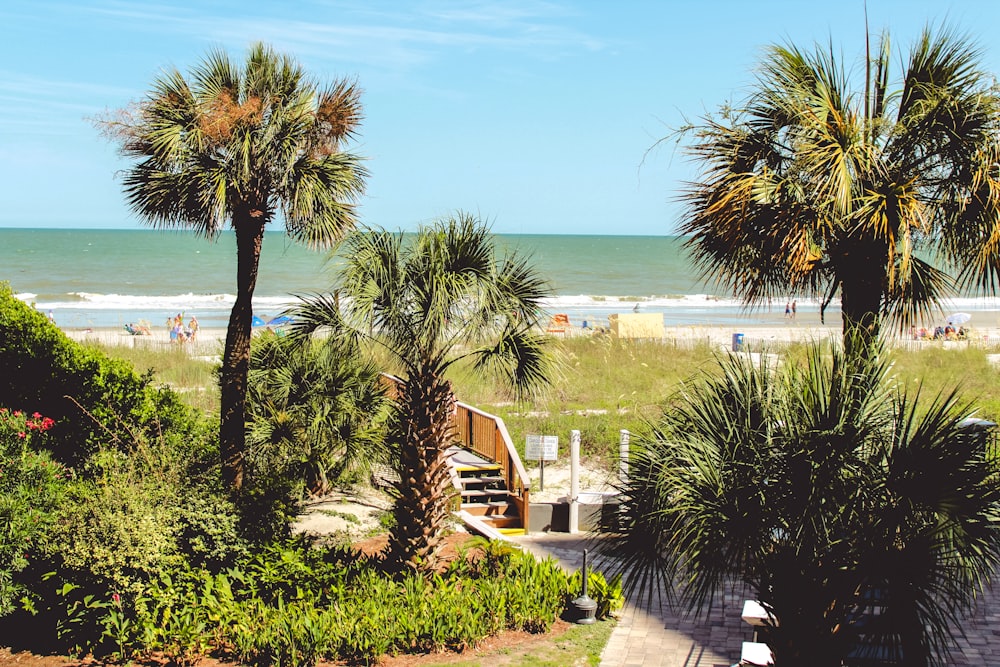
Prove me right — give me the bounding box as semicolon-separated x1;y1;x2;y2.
785;302;791;319
791;301;797;320
187;316;199;340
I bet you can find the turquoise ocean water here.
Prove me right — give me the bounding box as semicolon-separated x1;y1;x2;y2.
2;228;997;330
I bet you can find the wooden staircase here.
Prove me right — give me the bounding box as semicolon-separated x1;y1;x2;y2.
448;447;525;535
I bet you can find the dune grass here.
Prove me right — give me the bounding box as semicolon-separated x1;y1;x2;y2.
82;341;221;413
90;334;1000;465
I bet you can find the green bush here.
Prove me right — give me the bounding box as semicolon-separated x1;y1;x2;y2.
45;431;247;594
0;408;68;616
0;282;202;466
246;330;393;496
52;534;594;665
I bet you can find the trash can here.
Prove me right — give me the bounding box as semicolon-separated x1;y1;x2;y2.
732;333;744;352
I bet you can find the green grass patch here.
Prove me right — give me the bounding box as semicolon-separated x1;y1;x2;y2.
417;618;615;666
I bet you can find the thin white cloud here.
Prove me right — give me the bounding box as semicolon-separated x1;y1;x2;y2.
0;72;137;134
75;0;605;71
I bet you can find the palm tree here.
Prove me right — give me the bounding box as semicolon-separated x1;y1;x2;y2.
678;26;1000;358
598;342;1000;666
291;212;551;572
246;331;392;497
101;43;367;492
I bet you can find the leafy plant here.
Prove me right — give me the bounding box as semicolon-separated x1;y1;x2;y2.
601;341;1000;666
246;331;392;497
0;408;67;616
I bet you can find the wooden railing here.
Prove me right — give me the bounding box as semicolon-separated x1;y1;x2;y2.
380;374;530;531
453;401;530;530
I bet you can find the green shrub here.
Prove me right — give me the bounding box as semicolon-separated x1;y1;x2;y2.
0;282;203;466
0;409;68;616
68;535;583;665
50;449;183;597
245;331;393;496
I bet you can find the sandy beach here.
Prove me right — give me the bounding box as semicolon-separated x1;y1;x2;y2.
62;326;229;357
59;311;1000;355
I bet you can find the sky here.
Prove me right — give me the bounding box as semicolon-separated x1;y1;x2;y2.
4;1;1000;235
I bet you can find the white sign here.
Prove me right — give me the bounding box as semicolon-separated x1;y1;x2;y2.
525;434;559;461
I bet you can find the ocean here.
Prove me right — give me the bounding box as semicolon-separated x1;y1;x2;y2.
2;228;996;330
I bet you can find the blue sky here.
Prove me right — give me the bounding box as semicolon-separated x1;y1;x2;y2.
3;1;1000;235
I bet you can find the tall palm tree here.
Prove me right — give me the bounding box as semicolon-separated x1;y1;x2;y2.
101;43;367;492
599;342;1000;666
291;213;551;572
678;26;1000;358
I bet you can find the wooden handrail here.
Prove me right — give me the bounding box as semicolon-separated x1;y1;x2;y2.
452;400;530;532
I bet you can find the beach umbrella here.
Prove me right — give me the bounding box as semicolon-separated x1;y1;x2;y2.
251;315;266;327
948;312;972;325
268;315;293;326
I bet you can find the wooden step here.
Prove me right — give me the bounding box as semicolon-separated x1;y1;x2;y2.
458;475;505;485
477;514;522;529
454;463;502;474
460;488;509;499
461;501;515;516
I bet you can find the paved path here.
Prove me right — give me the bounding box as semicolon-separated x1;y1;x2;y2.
509;531;1000;667
509;532;749;667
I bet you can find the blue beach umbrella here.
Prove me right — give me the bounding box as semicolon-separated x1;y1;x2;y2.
251;315;266;327
268;315;293;326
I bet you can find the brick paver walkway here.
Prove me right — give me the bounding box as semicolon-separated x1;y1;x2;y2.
509;531;1000;667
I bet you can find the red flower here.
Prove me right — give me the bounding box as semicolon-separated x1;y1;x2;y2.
31;412;41;418
17;432;26;439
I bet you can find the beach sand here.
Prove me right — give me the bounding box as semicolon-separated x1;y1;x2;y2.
59;310;1000;355
63;326;228;356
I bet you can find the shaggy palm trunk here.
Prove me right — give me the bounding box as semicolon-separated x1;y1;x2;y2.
385;366;457;573
220;214;266;493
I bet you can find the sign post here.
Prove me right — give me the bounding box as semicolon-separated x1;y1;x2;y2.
525;434;559;491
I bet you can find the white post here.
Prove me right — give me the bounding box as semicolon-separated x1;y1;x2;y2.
619;429;630;485
569;429;581;534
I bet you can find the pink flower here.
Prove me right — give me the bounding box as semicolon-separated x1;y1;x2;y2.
17;432;26;439
31;412;41;419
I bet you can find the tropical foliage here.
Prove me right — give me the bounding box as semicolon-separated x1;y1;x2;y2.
246;330;392;497
678;26;1000;357
291;212;552;572
101;43;368;492
599;342;1000;666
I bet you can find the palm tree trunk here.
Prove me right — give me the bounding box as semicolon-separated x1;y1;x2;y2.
385;366;457;573
839;243;886;361
220;215;266;493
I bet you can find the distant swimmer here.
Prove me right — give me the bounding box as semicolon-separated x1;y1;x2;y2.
633;303;640;312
